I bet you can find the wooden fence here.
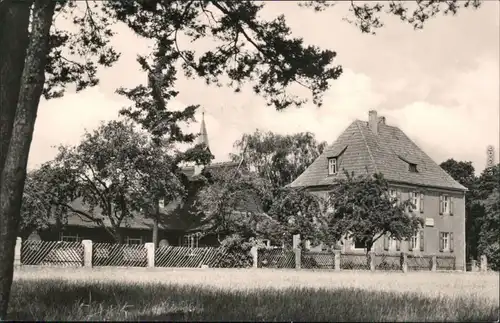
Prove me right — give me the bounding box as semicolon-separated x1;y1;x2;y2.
14;237;489;272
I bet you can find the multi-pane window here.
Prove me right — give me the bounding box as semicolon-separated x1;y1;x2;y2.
410;234;418;251
182;234;200;248
439;194;453;215
409;191;420;212
126;237;142;245
439;232;453;252
60;233;80;242
328;158;337;175
443;195;449;214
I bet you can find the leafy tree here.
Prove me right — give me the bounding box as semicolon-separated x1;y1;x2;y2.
18;170;54;240
196;165;283;243
326;171;424;253
477;188;500;271
0;0;482;318
267;187;330;248
41;120;210;243
475;164;500;201
440;159;476;189
231;130;326;211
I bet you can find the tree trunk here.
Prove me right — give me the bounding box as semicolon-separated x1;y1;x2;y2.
0;1;30;172
0;0;55;319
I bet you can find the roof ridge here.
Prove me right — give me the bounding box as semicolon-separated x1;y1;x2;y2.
355;120;379;174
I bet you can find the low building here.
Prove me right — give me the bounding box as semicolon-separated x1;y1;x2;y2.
31;113;264;247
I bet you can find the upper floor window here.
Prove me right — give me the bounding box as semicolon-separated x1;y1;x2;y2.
439;194;453;215
409;191;421;212
328;158;337;175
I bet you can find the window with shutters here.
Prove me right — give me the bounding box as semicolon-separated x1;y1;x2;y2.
439;232;453;252
328;158;337;175
442;195;450;214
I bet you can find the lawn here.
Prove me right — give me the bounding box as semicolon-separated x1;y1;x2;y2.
9;266;500;321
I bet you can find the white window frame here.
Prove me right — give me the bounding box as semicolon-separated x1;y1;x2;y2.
328;158;337;175
60;232;80;242
126;236;143;245
441;232;450;252
410;233;419;251
182;234;200;248
158;198;165;209
409;191;420;212
442;195;450;214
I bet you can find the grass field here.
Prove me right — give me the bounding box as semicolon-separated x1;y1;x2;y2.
9;266;499;321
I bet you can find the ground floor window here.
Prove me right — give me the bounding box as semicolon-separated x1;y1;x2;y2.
60;232;80;242
410;233;419;251
126;236;143;245
181;233;200;248
439;232;453;252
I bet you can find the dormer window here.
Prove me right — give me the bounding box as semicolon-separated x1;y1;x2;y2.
409;163;418;173
328;158;337;175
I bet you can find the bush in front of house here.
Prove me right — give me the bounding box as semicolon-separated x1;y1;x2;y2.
217;234;253;268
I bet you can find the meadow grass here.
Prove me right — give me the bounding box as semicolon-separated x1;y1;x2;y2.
9;266;499;321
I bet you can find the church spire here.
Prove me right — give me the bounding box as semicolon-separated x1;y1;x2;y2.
198;110;210;151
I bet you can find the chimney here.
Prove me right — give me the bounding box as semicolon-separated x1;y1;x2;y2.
368;110;378;135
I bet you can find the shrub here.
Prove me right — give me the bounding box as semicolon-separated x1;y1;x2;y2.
218;234;253;268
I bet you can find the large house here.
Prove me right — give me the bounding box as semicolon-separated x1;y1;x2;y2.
289;110;467;271
30;113;264;247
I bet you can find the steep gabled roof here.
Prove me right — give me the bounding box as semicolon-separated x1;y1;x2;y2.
289;114;467;191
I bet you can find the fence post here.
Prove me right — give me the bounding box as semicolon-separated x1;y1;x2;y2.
82;240;93;268
334;250;341;271
471;259;478;272
401;252;408;273
13;237;22;267
250;246;258;268
145;242;155;268
294;248;301;269
369;251;375;272
292;234;300;249
431;255;437;271
480;255;487;272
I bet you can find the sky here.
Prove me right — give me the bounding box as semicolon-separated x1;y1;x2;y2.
28;1;500;176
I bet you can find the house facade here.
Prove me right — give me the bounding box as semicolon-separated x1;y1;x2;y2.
289;110;467;271
31;113;264;247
